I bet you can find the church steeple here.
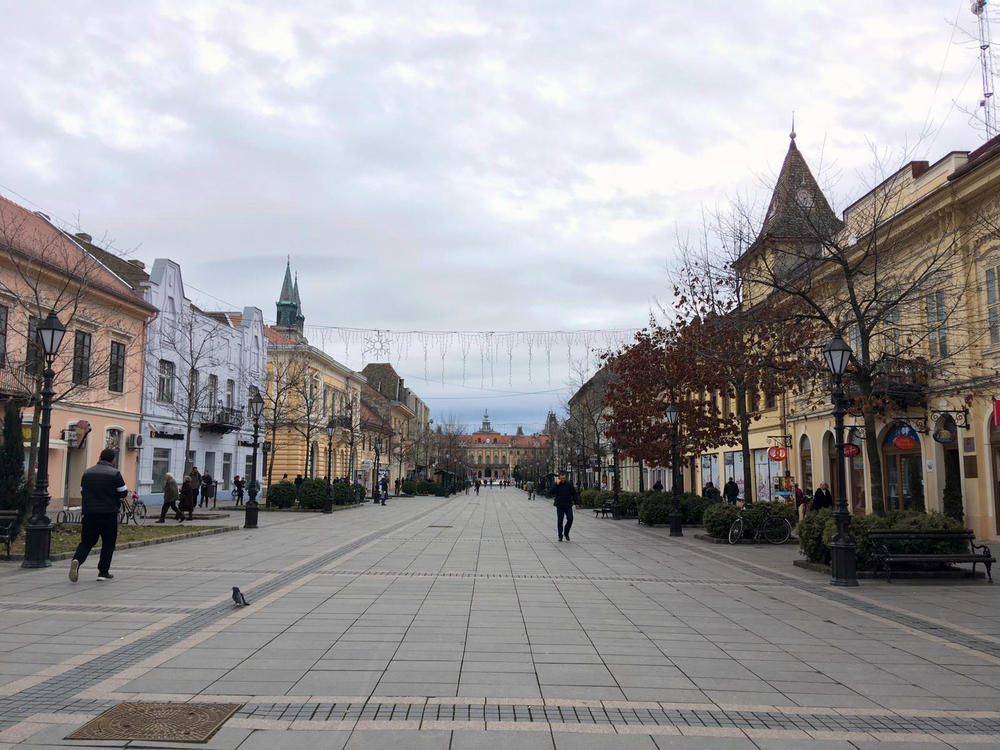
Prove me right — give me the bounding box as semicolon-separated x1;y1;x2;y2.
275;258;304;336
758;132;841;243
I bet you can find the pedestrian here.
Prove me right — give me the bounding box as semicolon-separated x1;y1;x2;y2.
474;479;480;495
526;480;535;501
189;465;201;508
179;476;195;520
652;479;663;492
294;474;303;498
553;470;578;542
233;476;245;506
723;477;740;506
811;482;833;512
282;473;289;481
201;471;214;508
379;475;388;505
703;481;721;501
69;448;128;582
156;473;184;523
394;477;401;496
794;483;807;520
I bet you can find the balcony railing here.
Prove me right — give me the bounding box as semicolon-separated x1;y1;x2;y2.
846;355;929;409
199;406;244;433
0;361;34;399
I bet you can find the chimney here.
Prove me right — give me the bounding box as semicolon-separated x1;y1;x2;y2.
74;232;92;243
127;259;146;270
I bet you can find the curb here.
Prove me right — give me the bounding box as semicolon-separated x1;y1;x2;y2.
5;526;240;563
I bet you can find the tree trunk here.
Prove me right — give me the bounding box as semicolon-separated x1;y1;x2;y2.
862;406;885;516
736;384;753;503
638;461;645;492
267;422;278;486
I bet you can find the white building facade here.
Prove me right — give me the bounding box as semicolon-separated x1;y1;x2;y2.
135;259;266;501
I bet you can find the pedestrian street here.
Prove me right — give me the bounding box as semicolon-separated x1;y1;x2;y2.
2;488;1000;749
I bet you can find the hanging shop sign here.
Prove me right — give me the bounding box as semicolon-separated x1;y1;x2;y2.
932;428;957;444
150;430;184;440
843;443;861;458
886;423;919;451
767;446;787;462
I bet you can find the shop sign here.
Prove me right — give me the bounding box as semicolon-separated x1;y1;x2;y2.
932;428;956;444
238;440;257;448
150;430;184;440
886;423;919;451
843;444;860;457
767;446;787;461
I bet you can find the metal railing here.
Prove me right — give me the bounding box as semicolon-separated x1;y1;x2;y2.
198;406;245;432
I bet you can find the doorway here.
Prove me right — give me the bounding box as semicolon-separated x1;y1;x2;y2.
883;423;923;511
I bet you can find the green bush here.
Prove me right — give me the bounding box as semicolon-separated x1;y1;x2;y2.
797;508;834;563
638;495;671;525
266;481;296;508
821;513;887;571
617;492;640;516
331;482;352;505
0;403;29;523
297;478;328;509
703;503;739;538
580;489;603;508
416;480;436;495
679;493;717;524
741;501;795;532
401;480;417;495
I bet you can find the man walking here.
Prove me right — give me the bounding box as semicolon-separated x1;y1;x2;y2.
156;473;184;523
723;477;740;505
69;448;128;582
553;471;578;542
189;465;202;508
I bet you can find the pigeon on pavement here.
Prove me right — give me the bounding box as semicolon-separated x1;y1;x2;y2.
232;587;250;606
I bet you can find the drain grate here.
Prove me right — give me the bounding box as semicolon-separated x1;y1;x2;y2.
66;702;242;743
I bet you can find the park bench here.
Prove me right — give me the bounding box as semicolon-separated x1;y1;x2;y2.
594;503;618;518
870;529;995;583
0;510;21;560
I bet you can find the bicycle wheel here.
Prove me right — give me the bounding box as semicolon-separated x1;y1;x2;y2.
118;507;127;525
728;518;744;545
135;501;147;521
763;516;792;545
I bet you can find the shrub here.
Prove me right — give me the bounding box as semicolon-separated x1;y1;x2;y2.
401;480;417;495
679;493;717;524
416;480;436;495
703;503;739;538
617;492;640;516
639;494;671;526
352;483;367;502
0;403;29;523
266;481;296;508
296;478;328;509
331;482;352;505
580;489;603;508
821;513;888;571
797;508;833;563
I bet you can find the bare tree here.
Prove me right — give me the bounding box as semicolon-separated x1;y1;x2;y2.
262;352;307;486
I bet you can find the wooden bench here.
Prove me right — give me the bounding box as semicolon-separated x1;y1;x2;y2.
870;529;996;583
0;510;21;560
594;503;618;518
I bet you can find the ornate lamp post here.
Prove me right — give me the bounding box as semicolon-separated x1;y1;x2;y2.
244;391;265;530
824;333;858;586
324;418;335;513
373;437;382;502
22;311;66;568
345;401;356;495
664;402;683;537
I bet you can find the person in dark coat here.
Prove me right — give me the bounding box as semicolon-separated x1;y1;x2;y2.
69;448;128;582
723;478;740;505
294;474;304;498
703;481;721;501
157;473;184;523
552;471;579;542
652;479;664;492
233;476;245;505
811;482;834;511
379;475;389;505
179;476;195;520
201;471;214;508
189;466;202;507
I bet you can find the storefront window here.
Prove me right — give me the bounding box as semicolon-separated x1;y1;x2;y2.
152;448;171;493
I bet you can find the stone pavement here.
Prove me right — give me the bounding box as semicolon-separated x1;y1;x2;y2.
1;488;1000;748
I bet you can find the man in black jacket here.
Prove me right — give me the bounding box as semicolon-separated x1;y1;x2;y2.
553;471;578;542
69;449;128;582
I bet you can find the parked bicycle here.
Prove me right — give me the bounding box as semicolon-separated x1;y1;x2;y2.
119;492;147;525
728;503;792;545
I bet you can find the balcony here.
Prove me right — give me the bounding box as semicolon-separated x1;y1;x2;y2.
846;355;929;409
199;406;244;433
0;361;34;400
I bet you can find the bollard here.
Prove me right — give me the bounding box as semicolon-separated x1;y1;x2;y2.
244;499;259;529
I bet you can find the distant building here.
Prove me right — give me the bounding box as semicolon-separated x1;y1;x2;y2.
457;411;550;481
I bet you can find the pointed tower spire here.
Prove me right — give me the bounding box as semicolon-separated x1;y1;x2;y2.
278;257;295;303
292;273;305;332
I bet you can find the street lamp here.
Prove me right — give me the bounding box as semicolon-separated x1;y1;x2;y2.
664;402;683;537
324;418;335;513
373;437;382;502
244;390;265;530
345;400;356;497
824;333;858;586
22;311;66;568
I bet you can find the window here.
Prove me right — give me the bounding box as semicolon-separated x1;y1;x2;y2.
108;341;126;392
222;452;232;491
157;360;175;402
25;317;39;373
225;379;235;409
884;307;901;356
927;290;948;358
989;266;1000;345
847;324;861;355
204;451;215;478
722;391;731;417
71;332;92;386
323;386;330;416
189;369;199;408
0;305;6;367
207;374;218;410
151;448;171;493
765;392;777;410
245;454;254;485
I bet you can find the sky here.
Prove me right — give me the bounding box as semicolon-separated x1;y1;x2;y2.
1;0;993;432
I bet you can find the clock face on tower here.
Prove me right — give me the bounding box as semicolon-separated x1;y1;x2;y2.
796;188;814;208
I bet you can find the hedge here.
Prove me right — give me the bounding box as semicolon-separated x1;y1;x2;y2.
401;480;417;495
416;480;436;495
266;481;296;508
703;503;739;538
797;509;966;570
298;478;329;509
331;482;353;505
638;495;671;525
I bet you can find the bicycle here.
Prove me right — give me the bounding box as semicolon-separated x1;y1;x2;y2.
728;503;792;545
119;492;147;525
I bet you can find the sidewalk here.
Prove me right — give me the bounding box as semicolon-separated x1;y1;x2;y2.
1;489;999;748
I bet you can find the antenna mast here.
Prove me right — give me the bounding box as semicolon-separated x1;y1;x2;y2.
973;0;998;138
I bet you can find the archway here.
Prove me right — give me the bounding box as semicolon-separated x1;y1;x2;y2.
883;423;923;511
799;434;812;493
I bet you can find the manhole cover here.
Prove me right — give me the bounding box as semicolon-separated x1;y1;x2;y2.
66;702;242;743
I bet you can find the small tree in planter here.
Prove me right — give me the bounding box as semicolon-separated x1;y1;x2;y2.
0;403;29;522
298;478;328;510
267;481;297;509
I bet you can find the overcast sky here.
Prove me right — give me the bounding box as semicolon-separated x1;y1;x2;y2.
1;1;992;431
